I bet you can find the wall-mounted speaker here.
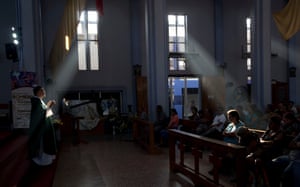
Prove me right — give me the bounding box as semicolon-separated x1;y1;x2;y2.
289;67;296;77
5;43;18;61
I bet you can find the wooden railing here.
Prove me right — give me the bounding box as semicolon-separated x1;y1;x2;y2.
248;128;266;136
132;118;161;154
168;129;247;187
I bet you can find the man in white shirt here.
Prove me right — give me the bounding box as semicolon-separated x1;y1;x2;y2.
201;107;227;139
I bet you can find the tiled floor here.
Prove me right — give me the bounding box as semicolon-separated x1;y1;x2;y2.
52;134;234;187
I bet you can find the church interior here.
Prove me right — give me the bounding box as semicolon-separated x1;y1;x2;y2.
1;0;300;186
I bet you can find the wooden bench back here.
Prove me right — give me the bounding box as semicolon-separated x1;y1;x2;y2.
248;128;266;136
132;118;161;154
168;129;247;187
178;119;199;133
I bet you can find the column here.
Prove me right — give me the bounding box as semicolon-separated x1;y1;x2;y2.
288;37;298;104
145;0;169;120
252;0;272;109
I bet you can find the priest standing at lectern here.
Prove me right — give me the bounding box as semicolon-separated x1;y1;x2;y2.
29;85;57;166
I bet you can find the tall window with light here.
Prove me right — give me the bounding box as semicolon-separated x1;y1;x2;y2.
168;15;187;71
77;10;99;70
246;17;252;84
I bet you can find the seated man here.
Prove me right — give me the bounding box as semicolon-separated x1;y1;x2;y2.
195;108;213;135
178;106;200;133
201;106;227;139
188;106;200;121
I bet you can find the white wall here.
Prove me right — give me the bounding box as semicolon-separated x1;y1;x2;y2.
0;1;17;103
271;0;288;83
42;0;67;62
223;0;251;84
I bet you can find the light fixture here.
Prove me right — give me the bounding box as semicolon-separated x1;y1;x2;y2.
12;33;17;39
13;40;19;45
10;26;19;45
65;35;70;51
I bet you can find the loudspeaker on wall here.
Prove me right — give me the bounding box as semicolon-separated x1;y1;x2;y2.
5;43;18;61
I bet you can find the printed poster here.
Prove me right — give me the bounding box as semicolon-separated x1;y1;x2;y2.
12;87;33;128
11;71;36;128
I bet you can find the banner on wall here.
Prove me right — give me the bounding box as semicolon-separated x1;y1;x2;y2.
11;72;36;129
273;0;300;40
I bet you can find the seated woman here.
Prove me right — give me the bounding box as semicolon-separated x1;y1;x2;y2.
222;109;245;144
207;110;245;177
159;108;179;146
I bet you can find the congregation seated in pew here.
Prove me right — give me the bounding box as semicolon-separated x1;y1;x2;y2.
238;116;284;185
236;112;300;186
178;106;214;136
171;102;300;186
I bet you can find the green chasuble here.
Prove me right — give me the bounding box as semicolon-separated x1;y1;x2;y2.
29;96;57;158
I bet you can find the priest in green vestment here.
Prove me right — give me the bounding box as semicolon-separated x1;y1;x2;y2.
29;86;57;166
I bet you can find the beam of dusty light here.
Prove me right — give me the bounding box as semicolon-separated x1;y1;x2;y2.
186;36;219;76
186;37;266;113
46;46;78;101
186;35;250;110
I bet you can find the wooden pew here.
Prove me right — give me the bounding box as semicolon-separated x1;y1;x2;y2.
0;103;11;130
0;132;30;187
248;128;266;137
168;129;247;187
132;118;161;154
178;119;199;134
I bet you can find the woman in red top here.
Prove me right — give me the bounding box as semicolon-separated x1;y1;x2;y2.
160;108;179;146
168;108;179;129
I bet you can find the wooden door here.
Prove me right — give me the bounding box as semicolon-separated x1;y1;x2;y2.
136;76;148;115
272;81;289;105
201;76;225;112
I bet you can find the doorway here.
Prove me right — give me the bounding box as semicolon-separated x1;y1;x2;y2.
168;76;200;119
